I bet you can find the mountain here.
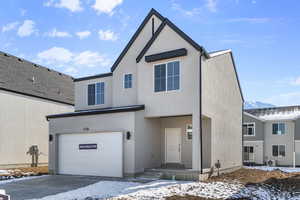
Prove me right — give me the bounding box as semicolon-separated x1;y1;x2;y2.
244;101;275;109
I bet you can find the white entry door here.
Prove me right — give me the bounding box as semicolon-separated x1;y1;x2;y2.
58;132;123;177
165;128;181;163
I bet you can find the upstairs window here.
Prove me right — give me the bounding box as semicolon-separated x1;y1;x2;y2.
243;123;255;136
154;61;180;92
272;145;285;157
88;82;104;105
124;74;132;89
272;123;285;135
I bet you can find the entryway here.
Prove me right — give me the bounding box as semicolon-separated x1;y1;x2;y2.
165;128;181;163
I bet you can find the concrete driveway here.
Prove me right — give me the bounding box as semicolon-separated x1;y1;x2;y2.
0;175;106;200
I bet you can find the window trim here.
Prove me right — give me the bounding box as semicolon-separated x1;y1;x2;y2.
186;124;192;141
123;73;133;89
272;144;286;157
272;122;286;135
243;122;255;136
153;60;181;93
87;82;105;106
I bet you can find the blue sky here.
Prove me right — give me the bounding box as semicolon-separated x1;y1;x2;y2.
0;0;300;106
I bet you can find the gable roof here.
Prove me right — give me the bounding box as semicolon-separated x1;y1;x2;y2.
0;51;74;105
245;105;300;121
136;18;209;63
110;8;164;72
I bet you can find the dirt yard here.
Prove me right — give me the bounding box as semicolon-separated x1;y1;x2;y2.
0;166;48;180
167;167;300;200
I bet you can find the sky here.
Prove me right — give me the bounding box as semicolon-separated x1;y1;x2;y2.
0;0;300;106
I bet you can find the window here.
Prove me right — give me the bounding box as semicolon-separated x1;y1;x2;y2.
186;124;192;140
244;146;254;161
243;123;255;136
154;61;180;92
272;145;285;157
88;82;104;105
124;74;132;89
272;123;285;135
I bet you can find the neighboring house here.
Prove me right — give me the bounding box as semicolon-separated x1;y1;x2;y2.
243;106;300;166
46;8;243;179
0;51;74;168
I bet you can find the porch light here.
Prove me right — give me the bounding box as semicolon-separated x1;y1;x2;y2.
126;131;131;140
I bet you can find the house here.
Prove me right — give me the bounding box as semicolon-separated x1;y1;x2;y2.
0;51;74;168
243;105;300;166
46;8;243;180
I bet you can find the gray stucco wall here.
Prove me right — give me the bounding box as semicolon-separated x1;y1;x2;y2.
74;76;113;111
295;118;300;140
134;111;161;173
202;53;243;170
243;113;265;141
264;120;294;166
0;90;73;167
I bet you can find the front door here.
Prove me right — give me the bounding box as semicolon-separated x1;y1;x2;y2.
165;128;181;163
244;146;254;162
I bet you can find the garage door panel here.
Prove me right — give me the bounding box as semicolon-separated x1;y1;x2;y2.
58;132;123;177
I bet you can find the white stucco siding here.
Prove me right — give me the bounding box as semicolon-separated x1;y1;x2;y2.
0;90;73;167
48;112;136;175
264;120;294;166
137;24;200;118
202;53;243;170
112;15;163;107
134;111;161;173
243;141;264;164
74;76;113;111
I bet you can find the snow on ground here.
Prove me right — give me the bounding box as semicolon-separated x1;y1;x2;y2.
27;179;300;200
0;170;9;175
0;175;49;185
245;166;300;173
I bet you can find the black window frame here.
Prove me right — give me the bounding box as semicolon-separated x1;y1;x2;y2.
87;82;105;106
154;61;180;92
124;74;133;89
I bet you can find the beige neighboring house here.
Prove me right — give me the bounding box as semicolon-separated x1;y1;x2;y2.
47;9;243;180
0;52;74;168
243;106;300;167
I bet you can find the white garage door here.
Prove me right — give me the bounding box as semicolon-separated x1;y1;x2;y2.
58;132;123;177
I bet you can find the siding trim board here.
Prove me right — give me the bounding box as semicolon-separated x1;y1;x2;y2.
145;48;187;63
46;105;145;120
74;72;112;82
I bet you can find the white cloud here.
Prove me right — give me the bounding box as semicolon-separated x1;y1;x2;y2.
265;92;300;106
226;17;270;23
64;67;78;75
37;47;111;69
37;47;73;63
76;31;91;39
45;0;82;12
46;28;72;37
290;77;300;86
98;30;118;41
2;22;19;32
17;20;37;37
206;0;217;12
74;51;111;67
92;0;123;15
171;2;201;17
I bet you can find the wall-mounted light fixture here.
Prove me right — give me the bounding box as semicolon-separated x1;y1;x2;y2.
49;134;53;142
126;131;131;140
83;127;89;131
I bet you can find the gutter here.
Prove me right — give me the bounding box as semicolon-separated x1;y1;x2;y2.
199;53;203;174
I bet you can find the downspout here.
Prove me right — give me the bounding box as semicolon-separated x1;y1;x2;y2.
242;104;244;165
199;53;203;174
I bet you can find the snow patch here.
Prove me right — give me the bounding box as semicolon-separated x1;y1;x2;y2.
245;166;300;173
0;175;49;185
